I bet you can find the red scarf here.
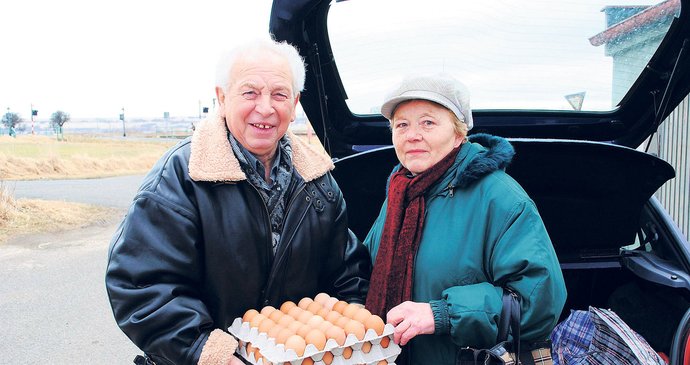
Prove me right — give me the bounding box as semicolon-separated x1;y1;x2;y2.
366;146;461;318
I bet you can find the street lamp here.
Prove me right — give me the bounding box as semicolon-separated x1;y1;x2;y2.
120;107;126;137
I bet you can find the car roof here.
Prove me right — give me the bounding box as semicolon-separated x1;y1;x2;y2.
270;0;690;158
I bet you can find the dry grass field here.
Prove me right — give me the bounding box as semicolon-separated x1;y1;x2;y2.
0;135;178;242
0;133;323;243
0;135;175;180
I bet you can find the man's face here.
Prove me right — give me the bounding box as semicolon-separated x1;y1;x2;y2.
216;52;299;163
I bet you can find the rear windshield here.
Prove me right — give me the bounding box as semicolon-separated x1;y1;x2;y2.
327;0;680;114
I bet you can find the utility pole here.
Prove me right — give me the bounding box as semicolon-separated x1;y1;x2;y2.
30;104;37;135
164;111;170;138
120;107;126;137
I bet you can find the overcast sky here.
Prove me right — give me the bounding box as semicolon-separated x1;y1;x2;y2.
1;0;669;121
0;1;273;120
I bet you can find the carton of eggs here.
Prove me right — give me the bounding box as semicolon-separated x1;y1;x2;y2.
229;293;401;365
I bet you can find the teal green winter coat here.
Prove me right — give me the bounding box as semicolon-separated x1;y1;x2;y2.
364;134;567;365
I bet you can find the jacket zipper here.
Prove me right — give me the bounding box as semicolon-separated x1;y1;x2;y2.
263;183;308;302
244;182;275;305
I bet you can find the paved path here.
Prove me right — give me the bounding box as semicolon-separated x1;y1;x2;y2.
1;175;146;364
6;174;146;209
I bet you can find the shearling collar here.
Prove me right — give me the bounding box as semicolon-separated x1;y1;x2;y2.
188;112;334;182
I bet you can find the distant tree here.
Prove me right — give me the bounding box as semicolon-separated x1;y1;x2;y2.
1;112;23;137
50;110;70;141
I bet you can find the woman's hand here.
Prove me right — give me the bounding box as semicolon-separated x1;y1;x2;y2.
386;301;435;346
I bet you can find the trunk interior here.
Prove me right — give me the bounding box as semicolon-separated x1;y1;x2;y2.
331;139;690;355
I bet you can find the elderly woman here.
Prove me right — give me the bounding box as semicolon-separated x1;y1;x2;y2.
364;74;567;365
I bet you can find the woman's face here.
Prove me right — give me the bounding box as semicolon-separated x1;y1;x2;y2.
391;100;464;174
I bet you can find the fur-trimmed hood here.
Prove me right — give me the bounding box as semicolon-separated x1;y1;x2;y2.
454;133;515;188
384;133;515;194
188;112;334;182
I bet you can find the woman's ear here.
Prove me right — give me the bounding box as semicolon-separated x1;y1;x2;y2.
453;134;464;148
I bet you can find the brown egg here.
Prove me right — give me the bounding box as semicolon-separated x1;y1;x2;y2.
306;301;323;314
258;318;276;335
280;300;297;314
321;351;334;365
314;292;331;305
334;315;350;329
342;347;353;359
362;341;372;353
352;307;372;324
267;323;284;340
260;305;276;317
302;358;315;365
325;310;342;324
317;320;333;334
277;313;295;327
377;361;388;365
249;344;263;362
306;315;325;329
246;343;256;358
276;327;296;344
296;323;312;338
325;325;346;346
316;307;330;319
365;314;386;336
288;306;304;319
284;334;307;356
297;310;314;324
269;309;285;323
380;336;390;348
332;300;348;314
249;313;267;329
324;297;339;311
287;320;303;333
242;309;259;323
342;303;361;319
298;297;313;310
304;328;327;351
343;319;366;340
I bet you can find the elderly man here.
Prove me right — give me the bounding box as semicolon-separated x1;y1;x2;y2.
105;37;371;365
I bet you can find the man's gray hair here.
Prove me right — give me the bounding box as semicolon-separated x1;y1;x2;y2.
215;37;306;97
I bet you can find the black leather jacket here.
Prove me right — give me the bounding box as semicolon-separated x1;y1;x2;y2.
105;124;371;365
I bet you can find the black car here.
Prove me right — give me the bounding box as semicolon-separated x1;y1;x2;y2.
270;0;690;363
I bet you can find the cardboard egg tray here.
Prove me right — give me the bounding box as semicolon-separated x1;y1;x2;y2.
228;317;401;365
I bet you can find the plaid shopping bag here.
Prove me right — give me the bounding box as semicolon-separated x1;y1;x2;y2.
551;307;666;365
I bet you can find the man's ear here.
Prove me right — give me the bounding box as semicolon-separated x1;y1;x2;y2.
291;93;301;122
215;87;225;107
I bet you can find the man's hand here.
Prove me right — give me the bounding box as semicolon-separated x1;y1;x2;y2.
386;301;435;346
228;355;245;365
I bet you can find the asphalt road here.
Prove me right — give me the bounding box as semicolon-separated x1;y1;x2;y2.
0;175;146;364
6;174;146;209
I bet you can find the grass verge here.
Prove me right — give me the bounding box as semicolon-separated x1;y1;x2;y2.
0;182;119;243
0;133;322;243
0;135;175;180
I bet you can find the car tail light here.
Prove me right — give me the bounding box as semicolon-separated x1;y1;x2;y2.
685;333;690;365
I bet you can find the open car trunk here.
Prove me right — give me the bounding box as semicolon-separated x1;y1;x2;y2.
269;0;690;360
331;139;690;355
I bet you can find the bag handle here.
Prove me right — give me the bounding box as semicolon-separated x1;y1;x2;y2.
497;288;521;359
